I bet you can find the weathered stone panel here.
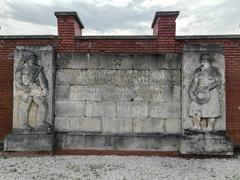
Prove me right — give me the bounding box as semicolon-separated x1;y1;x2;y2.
55;53;181;136
182;45;226;132
13;45;55;129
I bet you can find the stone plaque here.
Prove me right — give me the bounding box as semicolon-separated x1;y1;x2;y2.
182;45;226;132
55;53;181;138
180;44;232;155
5;45;55;151
13;45;55;133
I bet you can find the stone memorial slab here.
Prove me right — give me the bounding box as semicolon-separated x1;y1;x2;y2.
180;44;232;155
4;45;55;151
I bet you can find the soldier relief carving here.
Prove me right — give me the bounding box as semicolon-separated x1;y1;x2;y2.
189;53;222;131
15;52;50;132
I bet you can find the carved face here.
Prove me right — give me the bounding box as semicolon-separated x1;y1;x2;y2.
26;55;37;66
200;54;210;69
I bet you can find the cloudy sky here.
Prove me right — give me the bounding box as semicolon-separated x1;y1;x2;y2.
0;0;239;36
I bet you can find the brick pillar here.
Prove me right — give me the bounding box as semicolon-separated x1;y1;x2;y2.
55;11;84;52
151;11;179;53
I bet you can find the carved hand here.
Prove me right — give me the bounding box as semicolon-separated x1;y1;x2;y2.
196;86;209;94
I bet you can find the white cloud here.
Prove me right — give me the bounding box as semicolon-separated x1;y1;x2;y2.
85;0;133;7
0;18;56;35
140;0;180;8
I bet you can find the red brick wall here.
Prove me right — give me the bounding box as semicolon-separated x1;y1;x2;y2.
0;13;239;146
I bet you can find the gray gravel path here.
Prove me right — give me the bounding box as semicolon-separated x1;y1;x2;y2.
0;155;239;180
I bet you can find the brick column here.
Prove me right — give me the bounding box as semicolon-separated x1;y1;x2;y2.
55;11;84;52
151;11;179;53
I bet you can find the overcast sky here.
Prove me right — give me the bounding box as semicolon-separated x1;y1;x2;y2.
0;0;239;36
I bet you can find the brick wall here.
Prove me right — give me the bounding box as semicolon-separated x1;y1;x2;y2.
0;11;239;145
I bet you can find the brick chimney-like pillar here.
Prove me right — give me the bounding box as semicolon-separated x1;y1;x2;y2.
151;11;179;52
55;11;84;51
152;11;179;37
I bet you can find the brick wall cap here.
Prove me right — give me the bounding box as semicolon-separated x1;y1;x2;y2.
176;35;240;40
151;11;179;28
0;35;56;40
55;11;84;29
75;35;157;40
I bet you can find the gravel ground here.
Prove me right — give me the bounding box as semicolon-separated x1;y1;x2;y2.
0;155;240;180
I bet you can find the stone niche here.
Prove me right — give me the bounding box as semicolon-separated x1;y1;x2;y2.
180;44;233;155
55;53;182;151
4;45;55;151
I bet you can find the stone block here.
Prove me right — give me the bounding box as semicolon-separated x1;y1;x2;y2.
55;133;113;149
131;70;150;86
55;133;179;151
55;101;85;117
4;134;53;151
78;117;102;132
133;118;165;133
96;86;117;101
117;101;148;118
179;133;233;155
55;117;101;132
149;102;181;118
101;86;135;101
69;117;81;132
111;70;133;86
55;85;70;100
56;53;101;69
56;69;87;85
102;117;133;133
54;117;70;132
57;133;86;149
84;70;148;86
165;118;181;134
132;54;180;70
149;70;180;86
162;85;181;102
85;134;113;149
134;85;164;102
164;53;181;69
56;53;181;70
86;101;116;118
70;86;101;101
115;136;148;150
115;135;179;151
132;54;162;69
100;54;134;70
147;136;178;151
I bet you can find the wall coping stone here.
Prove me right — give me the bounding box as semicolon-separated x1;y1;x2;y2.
0;35;56;40
55;11;84;29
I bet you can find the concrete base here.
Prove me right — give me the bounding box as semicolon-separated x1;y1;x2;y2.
4;133;53;151
179;131;233;155
55;133;180;151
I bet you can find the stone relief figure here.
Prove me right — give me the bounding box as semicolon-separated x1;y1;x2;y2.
189;53;221;131
15;52;49;131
